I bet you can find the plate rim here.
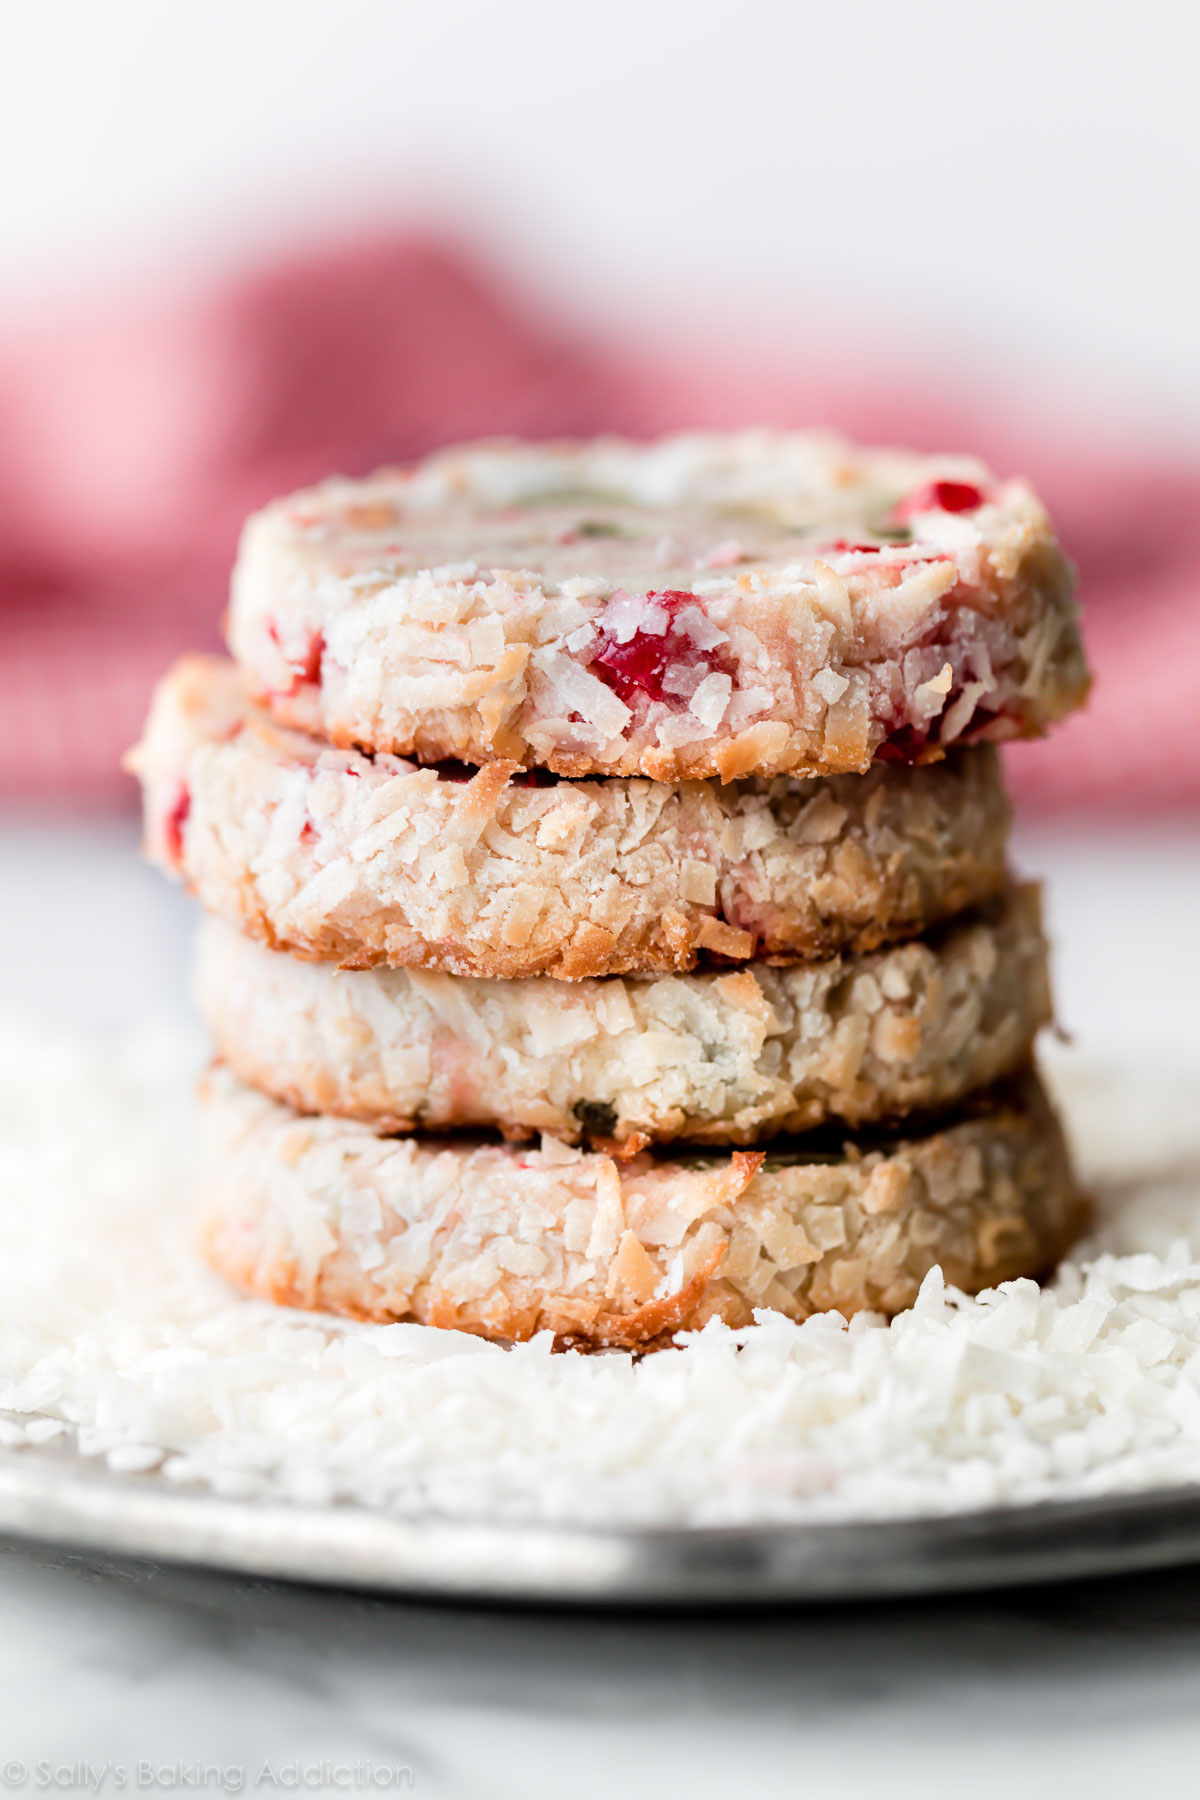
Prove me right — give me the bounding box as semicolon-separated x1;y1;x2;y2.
4;1440;1200;1606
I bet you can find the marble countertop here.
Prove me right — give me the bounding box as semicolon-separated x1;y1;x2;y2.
2;811;1199;1799
7;1537;1200;1799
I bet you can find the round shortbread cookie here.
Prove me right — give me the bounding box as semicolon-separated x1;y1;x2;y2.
199;1067;1083;1347
194;887;1050;1149
227;432;1088;783
128;656;1011;981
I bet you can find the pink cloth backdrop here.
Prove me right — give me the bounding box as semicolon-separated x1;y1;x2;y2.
1;231;1197;814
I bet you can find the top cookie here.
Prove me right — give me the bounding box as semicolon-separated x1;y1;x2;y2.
228;431;1089;782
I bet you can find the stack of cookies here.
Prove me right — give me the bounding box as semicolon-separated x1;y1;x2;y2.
128;433;1091;1349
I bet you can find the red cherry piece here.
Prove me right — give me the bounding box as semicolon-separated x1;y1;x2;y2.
819;540;880;555
875;728;927;766
877;689;1002;764
510;768;559;788
893;481;985;520
164;783;190;864
266;622;325;694
593;633;674;706
591;590;710;707
298;630;325;685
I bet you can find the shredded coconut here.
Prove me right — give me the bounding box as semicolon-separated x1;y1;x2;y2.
1;1022;1199;1527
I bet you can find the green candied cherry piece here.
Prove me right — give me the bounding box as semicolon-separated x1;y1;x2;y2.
573;1100;619;1139
522;487;627;508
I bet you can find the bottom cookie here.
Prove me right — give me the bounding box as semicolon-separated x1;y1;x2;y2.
199;1067;1083;1348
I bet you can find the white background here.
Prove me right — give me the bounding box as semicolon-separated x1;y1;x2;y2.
1;0;1198;440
